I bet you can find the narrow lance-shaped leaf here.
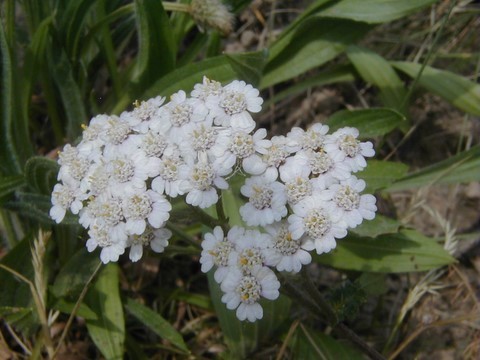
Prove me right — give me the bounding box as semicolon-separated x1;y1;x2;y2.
392;61;480;116
387;145;480;191
0;21;21;174
261;18;372;88
327;108;406;139
124;298;189;353
346;45;407;114
24;157;59;195
318;0;439;24
131;0;175;96
357;160;409;193
288;324;365;360
315;230;455;273
48;42;87;141
85;264;125;360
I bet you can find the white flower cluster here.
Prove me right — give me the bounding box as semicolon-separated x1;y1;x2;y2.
50;77;376;321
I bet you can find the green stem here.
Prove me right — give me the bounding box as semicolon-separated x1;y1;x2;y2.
166;222;201;249
161;2;191;13
189;204;226;230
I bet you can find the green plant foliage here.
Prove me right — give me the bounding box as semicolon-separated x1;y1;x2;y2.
387;145;480;191
0;21;21;175
346;45;407;114
357;160;410;193
318;0;439;23
85;264;125;360
351;214;401;238
124;297;189;354
24;157;59;195
132;0;176;94
51;247;100;299
327;108;407;138
328;280;366;322
261;18;372;88
392;61;480;116
288;324;365;360
315;230;455;273
0;175;25;202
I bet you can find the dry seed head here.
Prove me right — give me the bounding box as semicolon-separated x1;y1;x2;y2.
189;0;234;36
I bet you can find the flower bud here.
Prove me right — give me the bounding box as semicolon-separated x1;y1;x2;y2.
190;0;234;36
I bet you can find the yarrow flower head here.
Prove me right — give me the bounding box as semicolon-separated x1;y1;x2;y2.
50;77;377;322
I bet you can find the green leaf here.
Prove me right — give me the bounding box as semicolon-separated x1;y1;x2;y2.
132;0;175;94
387;145;480;191
52;299;98;320
357;160;409;193
352;214;401;238
51;247;100;299
318;0;439;23
60;0;97;59
392;61;480;116
264;65;355;108
225;50;269;87
327;108;406;138
0;235;39;335
24;157;59;195
4;192;53;225
262;18;372;88
124;298;189;353
114;55;238;113
86;264;125;360
346;45;407;113
0;21;21;174
48;43;87;141
315;229;455;273
288;324;365;360
0;175;25;200
355;273;388;296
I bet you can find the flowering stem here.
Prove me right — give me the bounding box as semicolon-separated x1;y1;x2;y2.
162;2;191;13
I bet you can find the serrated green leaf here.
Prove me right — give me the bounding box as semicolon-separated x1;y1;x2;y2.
289;324;365;360
262;18;372;88
51;247;101;299
357;160;409;193
318;0;438;23
132;0;175;95
0;21;21;174
392;61;480;116
225;50;268;87
24;157;59;195
0;175;25;200
387;145;480;191
346;45;407;113
315;229;455;273
327;108;406;138
124;298;189;353
86;264;125;360
351;214;401;238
